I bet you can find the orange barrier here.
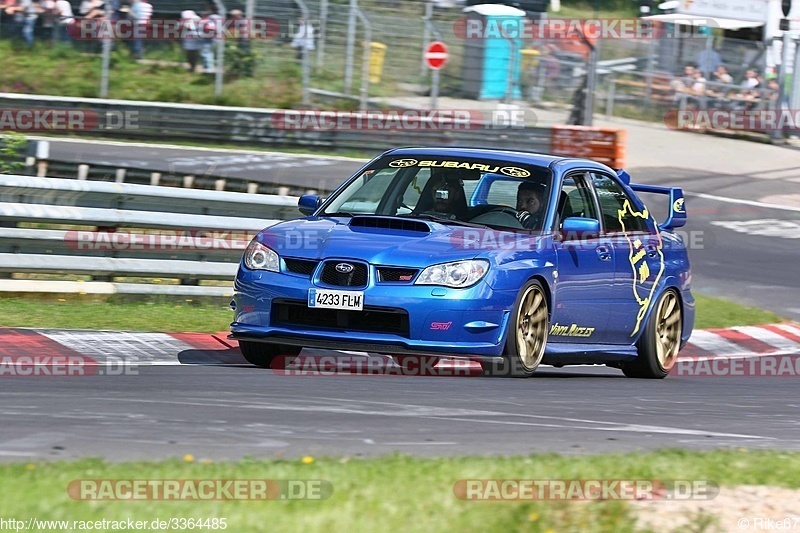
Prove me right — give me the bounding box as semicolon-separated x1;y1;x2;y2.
550;126;627;169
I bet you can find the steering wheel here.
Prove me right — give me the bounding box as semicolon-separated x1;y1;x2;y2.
486;206;521;218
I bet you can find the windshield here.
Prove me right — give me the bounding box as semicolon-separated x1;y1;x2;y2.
321;156;554;232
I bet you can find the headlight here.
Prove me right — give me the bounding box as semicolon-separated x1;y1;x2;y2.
415;260;489;288
244;240;279;272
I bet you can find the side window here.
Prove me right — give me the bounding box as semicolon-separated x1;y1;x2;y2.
591;173;649;233
557;173;599;227
485;179;520;207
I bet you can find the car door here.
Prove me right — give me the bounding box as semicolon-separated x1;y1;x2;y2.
549;172;616;344
590;171;665;343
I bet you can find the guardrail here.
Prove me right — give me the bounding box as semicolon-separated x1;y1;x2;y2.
0;175;298;297
0;93;555;153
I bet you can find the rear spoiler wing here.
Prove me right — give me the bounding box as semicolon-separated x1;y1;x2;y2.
616;169;686;230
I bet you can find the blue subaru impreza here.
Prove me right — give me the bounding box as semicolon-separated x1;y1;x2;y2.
231;147;694;378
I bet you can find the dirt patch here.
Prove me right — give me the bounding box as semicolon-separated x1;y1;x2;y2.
632;485;800;532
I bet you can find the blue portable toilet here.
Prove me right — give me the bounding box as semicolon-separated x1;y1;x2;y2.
461;4;526;100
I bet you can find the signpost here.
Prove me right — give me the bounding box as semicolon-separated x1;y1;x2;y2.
425;41;448;110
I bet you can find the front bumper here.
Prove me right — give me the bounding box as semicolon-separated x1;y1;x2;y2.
231;266;518;358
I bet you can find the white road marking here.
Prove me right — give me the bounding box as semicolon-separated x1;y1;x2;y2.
89;396;772;441
29;136;367;161
684;330;757;356
732;326;800;353
775;324;800;338
687;191;800;212
711;219;800;239
36;330;193;364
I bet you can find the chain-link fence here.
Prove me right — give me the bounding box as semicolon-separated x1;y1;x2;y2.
1;0;795;127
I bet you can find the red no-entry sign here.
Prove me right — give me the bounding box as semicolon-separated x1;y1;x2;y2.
425;41;448;70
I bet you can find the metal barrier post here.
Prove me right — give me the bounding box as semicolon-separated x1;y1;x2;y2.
295;0;311;106
605;75;616;116
214;0;227;98
583;41;598;126
344;0;357;95
423;17;442;110
100;37;111;98
644;38;655;104
421;1;433;76
355;8;372;111
317;0;328;68
504;37;518;105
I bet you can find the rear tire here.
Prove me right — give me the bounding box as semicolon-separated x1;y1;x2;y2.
623;288;682;379
238;340;302;369
482;279;549;378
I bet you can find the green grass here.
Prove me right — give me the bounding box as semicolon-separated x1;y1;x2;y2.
2;450;799;532
0;293;785;333
0;40;302;108
692;295;782;330
0;297;233;332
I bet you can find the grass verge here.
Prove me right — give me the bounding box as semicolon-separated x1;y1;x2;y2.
0;293;785;333
2;450;799;533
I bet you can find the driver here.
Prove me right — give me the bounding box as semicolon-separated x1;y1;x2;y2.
516;181;547;229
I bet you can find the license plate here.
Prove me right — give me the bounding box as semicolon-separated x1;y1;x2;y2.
308;289;364;311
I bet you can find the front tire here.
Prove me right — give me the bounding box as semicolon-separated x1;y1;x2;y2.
238;340;302;368
623;288;682;379
482;280;549;377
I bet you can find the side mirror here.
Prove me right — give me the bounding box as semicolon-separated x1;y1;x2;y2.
560;217;601;240
298;194;322;215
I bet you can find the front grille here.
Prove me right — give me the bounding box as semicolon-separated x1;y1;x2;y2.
377;267;419;283
319;260;368;287
271;300;410;337
284;258;319;276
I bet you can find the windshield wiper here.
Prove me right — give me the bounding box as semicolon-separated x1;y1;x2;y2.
323;211;356;217
403;214;490;229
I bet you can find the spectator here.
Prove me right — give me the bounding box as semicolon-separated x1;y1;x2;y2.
53;0;73;41
129;0;152;59
228;9;254;77
18;0;41;48
199;7;221;73
290;16;314;61
712;65;733;85
740;68;759;91
670;64;695;103
180;9;201;72
767;78;788;109
686;68;707;109
39;0;56;41
695;47;721;77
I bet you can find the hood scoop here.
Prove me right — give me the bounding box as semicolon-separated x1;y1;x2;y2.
349;216;431;234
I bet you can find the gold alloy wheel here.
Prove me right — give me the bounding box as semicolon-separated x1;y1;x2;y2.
516;285;548;370
655;290;681;371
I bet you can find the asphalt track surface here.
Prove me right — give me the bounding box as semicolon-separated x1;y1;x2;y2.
3;363;800;461
4;138;798;462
